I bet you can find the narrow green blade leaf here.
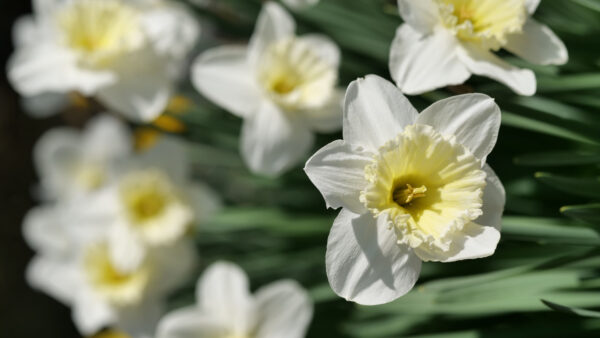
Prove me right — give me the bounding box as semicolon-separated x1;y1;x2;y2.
561;204;600;224
514;151;600;166
542;299;600;318
535;172;600;198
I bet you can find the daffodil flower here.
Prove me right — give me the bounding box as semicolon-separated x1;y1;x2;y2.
156;261;313;338
79;137;221;272
23;203;196;336
390;0;568;95
8;0;199;121
304;75;506;305
192;2;342;176
34;114;132;201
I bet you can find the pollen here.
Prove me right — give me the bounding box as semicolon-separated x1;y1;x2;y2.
436;0;527;50
360;124;486;257
57;0;143;66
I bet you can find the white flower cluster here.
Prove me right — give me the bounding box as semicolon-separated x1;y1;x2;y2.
10;0;570;336
24;114;221;336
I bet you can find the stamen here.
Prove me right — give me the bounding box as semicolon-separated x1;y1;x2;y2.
393;183;427;206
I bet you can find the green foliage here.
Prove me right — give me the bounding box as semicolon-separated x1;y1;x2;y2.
175;0;600;336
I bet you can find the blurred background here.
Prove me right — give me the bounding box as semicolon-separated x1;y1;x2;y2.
0;2;80;337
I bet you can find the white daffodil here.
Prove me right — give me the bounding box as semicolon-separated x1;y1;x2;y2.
192;2;342;176
8;0;199;121
304;75;506;305
156;261;313;338
34;114;132;201
23;203;196;337
88;137;220;271
390;0;568;96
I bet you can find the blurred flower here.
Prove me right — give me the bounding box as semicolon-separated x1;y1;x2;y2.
94;137;221;271
390;0;568;95
192;2;342;176
156;261;313;338
304;75;505;305
34;114;132;201
282;0;320;10
8;0;199;121
23;201;196;337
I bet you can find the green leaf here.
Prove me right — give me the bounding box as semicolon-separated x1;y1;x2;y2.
502;216;600;246
571;0;600;13
501;111;600;145
535;172;600;198
537;73;600;93
561;204;600;224
542;299;600;318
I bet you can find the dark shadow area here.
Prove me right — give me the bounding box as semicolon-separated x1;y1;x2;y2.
0;2;79;337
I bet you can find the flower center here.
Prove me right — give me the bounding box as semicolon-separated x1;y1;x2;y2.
57;0;143;67
392;183;427;206
436;0;526;50
84;243;150;305
360;124;486;258
258;38;336;110
119;169;175;224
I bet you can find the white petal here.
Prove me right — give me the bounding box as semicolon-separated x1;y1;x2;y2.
282;0;319;10
526;0;540;14
72;289;117;335
141;2;200;60
26;256;79;305
477;164;506;230
20;92;69;118
417;222;501;263
197;262;253;335
108;220;147;274
12;15;37;47
33;127;81;199
241;100;314;177
83;114;132;160
415;165;505;262
156;307;227;338
191;45;262;118
416;93;501;163
7;43;115;97
505;18;568;66
457;43;536;96
22;205;67;253
397;0;440;34
248;2;296;65
96;48;172;122
304;140;372;213
343;75;418;151
326;209;422;305
301;88;343;133
254;281;313;338
390;25;470;95
298;34;341;68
